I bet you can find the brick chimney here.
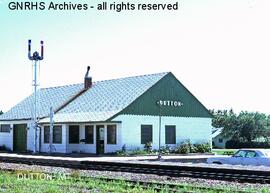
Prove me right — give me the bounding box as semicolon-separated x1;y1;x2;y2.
84;66;92;90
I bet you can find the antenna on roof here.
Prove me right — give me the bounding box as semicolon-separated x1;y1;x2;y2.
28;39;44;154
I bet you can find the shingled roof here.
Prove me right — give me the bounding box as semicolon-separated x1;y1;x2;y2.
0;84;83;121
0;72;168;122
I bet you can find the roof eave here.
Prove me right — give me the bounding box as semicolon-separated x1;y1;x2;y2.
0;118;32;122
39;120;122;124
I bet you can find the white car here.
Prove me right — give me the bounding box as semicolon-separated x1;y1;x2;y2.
207;149;270;166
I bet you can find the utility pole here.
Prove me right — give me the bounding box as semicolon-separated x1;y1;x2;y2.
157;100;162;160
28;39;44;154
49;107;54;154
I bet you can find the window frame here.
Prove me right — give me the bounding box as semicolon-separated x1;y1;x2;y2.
245;151;257;158
234;150;247;157
0;124;10;133
43;125;62;144
141;125;153;144
44;126;50;144
165;125;176;144
218;138;223;143
85;125;94;144
53;126;62;144
69;125;80;144
107;125;117;145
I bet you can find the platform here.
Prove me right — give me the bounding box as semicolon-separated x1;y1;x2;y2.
0;152;269;172
0;152;213;162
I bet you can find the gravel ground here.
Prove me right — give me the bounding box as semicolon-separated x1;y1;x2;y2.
0;162;269;191
121;159;270;171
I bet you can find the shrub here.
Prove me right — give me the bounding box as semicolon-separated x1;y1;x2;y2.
175;140;197;154
129;149;148;155
116;141;211;156
144;142;153;153
175;142;190;154
0;145;10;151
115;150;127;156
116;146;149;156
160;145;171;154
121;144;126;153
194;143;211;153
225;140;270;149
174;140;211;154
190;144;198;153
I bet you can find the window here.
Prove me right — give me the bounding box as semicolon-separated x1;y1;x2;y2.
234;150;247;157
264;151;270;157
165;125;176;144
44;126;50;143
218;138;223;143
107;125;117;144
69;125;79;144
53;126;62;144
44;126;62;144
85;125;94;144
246;151;257;158
0;124;10;133
141;125;152;144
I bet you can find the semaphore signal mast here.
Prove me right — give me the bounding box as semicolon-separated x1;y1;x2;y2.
28;39;44;154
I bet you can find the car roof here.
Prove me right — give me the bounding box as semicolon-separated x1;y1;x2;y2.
239;148;270;151
238;149;270;156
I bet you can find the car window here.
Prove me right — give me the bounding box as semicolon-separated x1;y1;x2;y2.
245;151;257;158
263;151;270;157
234;150;247;157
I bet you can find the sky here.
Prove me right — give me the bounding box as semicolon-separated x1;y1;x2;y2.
0;0;269;114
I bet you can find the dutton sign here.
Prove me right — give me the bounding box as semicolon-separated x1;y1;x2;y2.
157;100;183;107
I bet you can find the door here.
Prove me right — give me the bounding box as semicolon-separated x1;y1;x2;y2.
230;150;246;165
96;125;105;155
13;124;27;152
242;150;258;166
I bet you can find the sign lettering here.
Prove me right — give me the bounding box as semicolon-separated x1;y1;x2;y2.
157;100;183;107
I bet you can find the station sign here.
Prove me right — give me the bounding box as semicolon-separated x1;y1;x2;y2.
156;100;183;107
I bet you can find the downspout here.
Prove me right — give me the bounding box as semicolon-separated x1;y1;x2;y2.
39;125;41;152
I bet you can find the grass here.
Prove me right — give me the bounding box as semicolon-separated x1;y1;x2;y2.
212;149;238;155
0;171;152;193
0;170;269;193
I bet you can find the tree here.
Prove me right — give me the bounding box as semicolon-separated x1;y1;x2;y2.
259;114;270;141
0;110;3;115
237;112;264;142
212;110;270;143
211;109;239;139
211;109;235;129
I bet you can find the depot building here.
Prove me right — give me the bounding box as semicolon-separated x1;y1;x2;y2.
0;71;212;154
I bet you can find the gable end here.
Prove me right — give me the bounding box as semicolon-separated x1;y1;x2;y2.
109;72;212;119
